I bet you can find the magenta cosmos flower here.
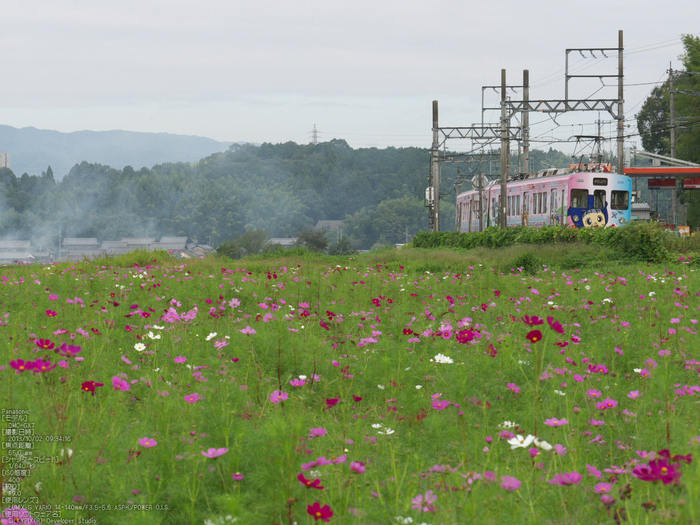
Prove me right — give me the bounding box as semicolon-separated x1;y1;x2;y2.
522;315;544;326
411;489;438;512
547;316;565;334
35;338;55;350
10;359;33;374
308;427;327;438
269;390;288;404
307;502;333;522
596;398;618;410
139;437;158;447
350;461;366;474
112;376;130;391
201;448;229;458
81;381;104;395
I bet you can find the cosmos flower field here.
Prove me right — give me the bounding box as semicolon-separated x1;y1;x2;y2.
2;251;700;524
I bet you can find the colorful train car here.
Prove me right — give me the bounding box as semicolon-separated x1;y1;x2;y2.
456;166;633;233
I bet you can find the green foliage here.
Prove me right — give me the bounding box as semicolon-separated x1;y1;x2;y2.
412;223;671;263
216;239;240;260
294;228;330;253
508;251;540;275
235;228;272;256
327;237;358;255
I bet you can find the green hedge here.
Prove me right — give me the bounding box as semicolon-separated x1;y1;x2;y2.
412;223;669;263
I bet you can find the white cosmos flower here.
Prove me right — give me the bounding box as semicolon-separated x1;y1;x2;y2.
554;390;566;396
534;438;553;451
152;325;165;330
378;428;395;435
432;353;454;364
60;448;73;458
649;292;656;296
508;434;535;450
134;343;146;352
415;385;423;390
371;424;383;429
147;331;161;340
205;332;217;341
378;384;386;390
298;375;307;380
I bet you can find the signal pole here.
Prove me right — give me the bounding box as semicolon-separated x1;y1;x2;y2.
523;69;530;175
430;101;440;232
669;65;678;225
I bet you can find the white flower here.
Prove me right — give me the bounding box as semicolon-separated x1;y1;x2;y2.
372;423;383;429
554;390;566;396
134;343;146;352
508;434;535;449
602;298;612;303
147;331;161;340
378;384;386;390
649;292;656;296
633;368;642;373
534;438;552;451
206;332;218;341
298;375;307;380
309;470;321;478
415;385;423;390
585;285;591;290
432;353;454;364
152;325;165;330
378;428;395;435
59;448;73;458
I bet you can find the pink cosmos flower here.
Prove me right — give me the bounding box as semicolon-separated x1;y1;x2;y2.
596;398;618;410
201;448;229;458
522;315;544;326
548;472;582;485
554;444;567;456
500;476;521;491
586;389;602;398
49;294;58;300
432;400;450;410
185;393;201;403
350;461;366;474
269;390;288;404
46;310;57;317
586;464;602;478
139;437;158;447
628;390;641;399
232;473;245;481
290;378;306;387
112;376;130;391
544;417;568;427
174;356;187;364
308;428;327;438
507;382;520;394
411;489;438;512
239;326;256;335
121;356;132;365
594;482;614;494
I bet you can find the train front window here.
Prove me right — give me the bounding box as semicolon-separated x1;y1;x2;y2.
611;191;629;210
594;190;606;209
570;189;588;208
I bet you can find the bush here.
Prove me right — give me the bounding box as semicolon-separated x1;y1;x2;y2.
294;229;330;253
328;238;358;255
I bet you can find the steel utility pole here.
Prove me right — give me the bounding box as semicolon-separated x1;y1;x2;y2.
617;30;624;177
523;69;530;175
670;64;678;225
430;100;440;232
500;69;509;229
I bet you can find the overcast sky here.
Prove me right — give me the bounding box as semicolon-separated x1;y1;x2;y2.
1;0;697;153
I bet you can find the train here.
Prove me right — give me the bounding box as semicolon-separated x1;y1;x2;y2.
456;163;633;233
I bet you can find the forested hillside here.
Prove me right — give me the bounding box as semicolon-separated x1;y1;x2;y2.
0;140;578;250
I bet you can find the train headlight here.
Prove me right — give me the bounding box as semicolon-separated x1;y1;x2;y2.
619;217;626;224
572;215;580;222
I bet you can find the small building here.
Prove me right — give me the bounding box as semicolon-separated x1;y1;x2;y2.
315;220;344;232
122;238;156;250
152;236;188;253
61;238;100;261
270;238;297;248
101;241;130;256
0;153;10;169
0;240;30;252
631;202;652;221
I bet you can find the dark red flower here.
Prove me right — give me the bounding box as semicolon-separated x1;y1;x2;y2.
298;473;324;489
352;395;363;402
403;328;415;336
81;381;105;396
525;330;543;343
325;398;340;408
319;321;329;331
307;502;333;522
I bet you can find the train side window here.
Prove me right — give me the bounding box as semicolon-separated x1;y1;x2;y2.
543;192;547;213
611;191;629;210
570;189;588;208
594;190;606;209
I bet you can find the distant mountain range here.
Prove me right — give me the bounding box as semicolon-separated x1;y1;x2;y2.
0;125;233;179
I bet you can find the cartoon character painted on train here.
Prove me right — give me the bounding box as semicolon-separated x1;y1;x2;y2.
568;193;609;229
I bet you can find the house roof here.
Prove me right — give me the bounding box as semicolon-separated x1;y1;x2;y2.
0;240;31;250
102;241;128;248
270;238;297;246
159;236;188;244
632;202;651;211
63;238;99;246
121;238;155;245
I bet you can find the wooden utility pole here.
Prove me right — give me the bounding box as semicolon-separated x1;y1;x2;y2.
523;69;530;175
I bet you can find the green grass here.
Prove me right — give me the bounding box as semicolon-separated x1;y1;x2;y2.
2;249;700;524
